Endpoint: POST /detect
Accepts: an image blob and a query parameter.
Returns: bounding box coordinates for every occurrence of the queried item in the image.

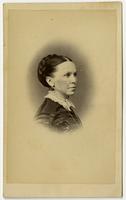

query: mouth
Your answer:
[69,86,76,90]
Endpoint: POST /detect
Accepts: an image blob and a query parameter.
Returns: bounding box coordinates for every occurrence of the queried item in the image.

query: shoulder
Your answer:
[35,98,70,130]
[36,98,70,121]
[37,98,61,115]
[35,98,81,132]
[35,98,62,126]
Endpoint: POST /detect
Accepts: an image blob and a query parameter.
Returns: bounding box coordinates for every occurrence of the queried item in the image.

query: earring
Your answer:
[52,84,55,89]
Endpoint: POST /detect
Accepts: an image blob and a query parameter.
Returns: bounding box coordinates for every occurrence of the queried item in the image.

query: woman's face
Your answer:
[50,61,77,97]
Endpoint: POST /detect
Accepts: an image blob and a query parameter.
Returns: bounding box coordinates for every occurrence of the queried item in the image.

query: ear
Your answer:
[46,76,54,88]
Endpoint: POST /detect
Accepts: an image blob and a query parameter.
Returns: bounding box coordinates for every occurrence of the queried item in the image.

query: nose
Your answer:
[70,74,77,84]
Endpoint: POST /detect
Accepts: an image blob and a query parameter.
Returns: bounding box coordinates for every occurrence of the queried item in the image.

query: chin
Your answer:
[67,91,75,96]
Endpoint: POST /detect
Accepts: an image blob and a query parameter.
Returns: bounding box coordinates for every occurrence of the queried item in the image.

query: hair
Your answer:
[37,54,72,88]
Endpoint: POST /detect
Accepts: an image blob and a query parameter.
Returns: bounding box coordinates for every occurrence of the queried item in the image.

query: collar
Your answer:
[45,90,75,111]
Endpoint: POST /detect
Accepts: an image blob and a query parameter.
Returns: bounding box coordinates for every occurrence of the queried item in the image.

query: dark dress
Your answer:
[35,98,82,132]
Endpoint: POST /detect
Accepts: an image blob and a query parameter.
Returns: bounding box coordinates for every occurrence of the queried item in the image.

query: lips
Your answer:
[69,86,76,89]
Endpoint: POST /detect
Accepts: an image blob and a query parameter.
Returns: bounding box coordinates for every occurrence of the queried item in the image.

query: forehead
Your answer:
[54,61,77,75]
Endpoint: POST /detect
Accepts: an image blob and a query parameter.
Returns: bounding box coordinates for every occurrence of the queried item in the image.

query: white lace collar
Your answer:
[45,90,75,111]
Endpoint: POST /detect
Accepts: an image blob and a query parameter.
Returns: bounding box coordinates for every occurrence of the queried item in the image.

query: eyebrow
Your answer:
[63,71,77,76]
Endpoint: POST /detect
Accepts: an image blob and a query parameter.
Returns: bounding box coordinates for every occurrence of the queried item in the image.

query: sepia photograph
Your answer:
[3,2,122,197]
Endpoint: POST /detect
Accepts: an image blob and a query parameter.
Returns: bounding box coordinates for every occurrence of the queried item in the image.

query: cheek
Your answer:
[55,79,68,89]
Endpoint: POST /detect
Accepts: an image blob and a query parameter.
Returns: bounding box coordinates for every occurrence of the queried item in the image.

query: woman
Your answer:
[35,54,82,132]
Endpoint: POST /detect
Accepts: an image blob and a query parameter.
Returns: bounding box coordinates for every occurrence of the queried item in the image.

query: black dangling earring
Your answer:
[52,84,55,90]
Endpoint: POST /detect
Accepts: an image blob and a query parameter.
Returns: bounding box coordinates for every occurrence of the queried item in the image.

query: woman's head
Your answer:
[38,54,77,96]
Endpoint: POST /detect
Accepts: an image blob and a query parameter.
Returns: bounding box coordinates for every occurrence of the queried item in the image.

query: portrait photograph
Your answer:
[3,2,122,197]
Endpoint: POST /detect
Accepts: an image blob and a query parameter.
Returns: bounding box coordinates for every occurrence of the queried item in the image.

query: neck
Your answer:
[45,89,75,110]
[50,90,69,100]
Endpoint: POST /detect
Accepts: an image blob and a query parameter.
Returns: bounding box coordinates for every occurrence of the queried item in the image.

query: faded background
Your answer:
[5,4,118,184]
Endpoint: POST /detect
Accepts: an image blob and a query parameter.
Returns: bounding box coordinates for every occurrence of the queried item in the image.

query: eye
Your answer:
[74,72,77,77]
[64,72,71,77]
